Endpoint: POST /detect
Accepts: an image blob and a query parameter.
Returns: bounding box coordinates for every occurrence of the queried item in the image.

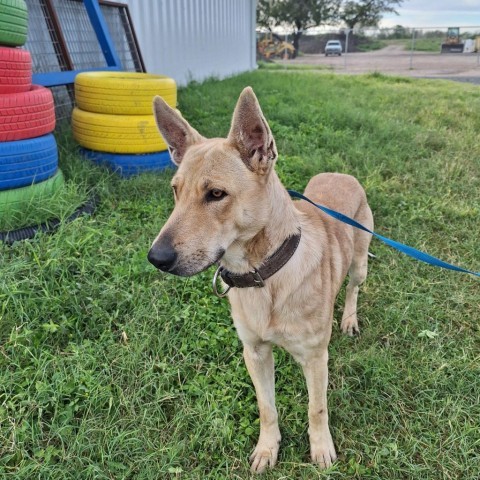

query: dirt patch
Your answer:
[278,45,480,82]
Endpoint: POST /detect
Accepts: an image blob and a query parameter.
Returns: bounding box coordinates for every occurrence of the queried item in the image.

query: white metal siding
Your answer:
[125,0,257,86]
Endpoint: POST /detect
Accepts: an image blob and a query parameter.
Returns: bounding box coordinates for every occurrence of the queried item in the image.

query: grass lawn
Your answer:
[358,38,443,53]
[399,37,444,53]
[355,38,389,52]
[257,60,332,71]
[1,71,479,479]
[395,36,456,53]
[411,37,443,52]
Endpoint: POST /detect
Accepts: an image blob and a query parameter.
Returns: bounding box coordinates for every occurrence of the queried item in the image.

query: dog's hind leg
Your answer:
[341,207,373,336]
[243,342,281,474]
[341,260,366,336]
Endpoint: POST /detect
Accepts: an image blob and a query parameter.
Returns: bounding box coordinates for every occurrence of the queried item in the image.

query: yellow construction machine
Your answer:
[441,27,464,53]
[257,33,295,60]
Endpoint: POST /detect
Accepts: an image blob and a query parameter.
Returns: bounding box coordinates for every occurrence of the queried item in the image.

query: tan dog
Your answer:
[148,87,373,473]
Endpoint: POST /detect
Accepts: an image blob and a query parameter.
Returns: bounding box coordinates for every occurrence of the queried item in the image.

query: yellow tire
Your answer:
[72,108,167,154]
[74,72,177,115]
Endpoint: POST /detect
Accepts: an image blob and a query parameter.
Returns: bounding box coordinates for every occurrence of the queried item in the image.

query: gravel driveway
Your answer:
[279,45,480,84]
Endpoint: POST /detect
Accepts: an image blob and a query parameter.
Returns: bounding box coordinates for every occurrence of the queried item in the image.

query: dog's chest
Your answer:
[229,283,331,356]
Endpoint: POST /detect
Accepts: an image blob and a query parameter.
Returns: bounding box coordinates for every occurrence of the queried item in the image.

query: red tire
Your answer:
[0,85,56,141]
[0,46,32,94]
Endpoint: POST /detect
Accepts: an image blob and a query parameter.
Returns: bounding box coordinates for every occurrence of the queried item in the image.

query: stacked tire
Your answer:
[72,72,176,177]
[0,0,64,217]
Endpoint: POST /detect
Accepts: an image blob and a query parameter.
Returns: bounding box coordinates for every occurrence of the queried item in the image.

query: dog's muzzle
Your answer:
[148,235,226,276]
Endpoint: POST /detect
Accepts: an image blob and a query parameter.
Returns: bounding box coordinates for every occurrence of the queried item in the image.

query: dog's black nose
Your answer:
[147,244,177,271]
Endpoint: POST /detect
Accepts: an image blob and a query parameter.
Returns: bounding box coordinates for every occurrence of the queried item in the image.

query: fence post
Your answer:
[409,28,416,69]
[83,0,122,68]
[344,29,351,70]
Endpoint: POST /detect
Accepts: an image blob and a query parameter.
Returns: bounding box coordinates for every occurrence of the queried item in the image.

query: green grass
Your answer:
[357,38,443,53]
[257,60,331,71]
[355,39,389,52]
[1,71,479,479]
[392,37,444,53]
[412,37,443,52]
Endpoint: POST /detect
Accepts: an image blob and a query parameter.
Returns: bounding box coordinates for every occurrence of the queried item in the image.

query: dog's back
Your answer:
[301,172,371,225]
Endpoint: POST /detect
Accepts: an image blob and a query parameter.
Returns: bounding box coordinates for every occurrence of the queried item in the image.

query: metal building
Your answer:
[125,0,257,86]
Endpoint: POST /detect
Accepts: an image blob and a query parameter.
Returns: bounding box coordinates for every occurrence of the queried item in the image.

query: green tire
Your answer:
[0,0,28,47]
[0,170,64,215]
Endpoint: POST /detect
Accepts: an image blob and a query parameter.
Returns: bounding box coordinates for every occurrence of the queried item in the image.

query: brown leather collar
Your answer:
[218,230,301,290]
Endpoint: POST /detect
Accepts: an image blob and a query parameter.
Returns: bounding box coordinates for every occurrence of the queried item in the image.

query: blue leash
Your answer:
[288,190,480,279]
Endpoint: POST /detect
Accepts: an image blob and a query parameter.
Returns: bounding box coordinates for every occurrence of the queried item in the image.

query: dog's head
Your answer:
[147,87,278,276]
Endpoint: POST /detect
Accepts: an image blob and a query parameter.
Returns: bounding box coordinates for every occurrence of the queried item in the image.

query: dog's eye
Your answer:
[207,189,227,201]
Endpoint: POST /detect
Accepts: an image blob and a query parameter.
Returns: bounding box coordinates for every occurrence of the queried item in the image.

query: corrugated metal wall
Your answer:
[125,0,257,86]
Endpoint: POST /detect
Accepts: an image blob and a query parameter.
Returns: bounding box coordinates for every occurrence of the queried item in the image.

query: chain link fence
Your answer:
[267,27,480,80]
[24,0,144,124]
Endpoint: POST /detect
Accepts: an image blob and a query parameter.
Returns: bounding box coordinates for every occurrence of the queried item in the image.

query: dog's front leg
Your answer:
[243,342,281,474]
[301,348,337,469]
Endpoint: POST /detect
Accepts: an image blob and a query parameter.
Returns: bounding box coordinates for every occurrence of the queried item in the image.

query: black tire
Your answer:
[0,0,28,47]
[0,193,98,244]
[0,134,58,191]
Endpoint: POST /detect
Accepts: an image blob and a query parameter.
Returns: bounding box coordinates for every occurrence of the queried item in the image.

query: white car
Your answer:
[325,40,342,56]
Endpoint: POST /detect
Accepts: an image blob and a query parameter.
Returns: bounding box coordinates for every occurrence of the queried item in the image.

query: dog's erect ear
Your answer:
[153,96,204,166]
[227,87,277,175]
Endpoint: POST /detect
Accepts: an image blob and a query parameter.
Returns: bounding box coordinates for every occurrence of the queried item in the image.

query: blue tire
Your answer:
[0,134,58,191]
[81,148,175,177]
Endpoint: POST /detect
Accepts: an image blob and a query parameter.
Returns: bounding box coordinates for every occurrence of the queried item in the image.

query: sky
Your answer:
[379,0,479,29]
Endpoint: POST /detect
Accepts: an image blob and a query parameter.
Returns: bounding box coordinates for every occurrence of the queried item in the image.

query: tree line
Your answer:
[258,0,404,57]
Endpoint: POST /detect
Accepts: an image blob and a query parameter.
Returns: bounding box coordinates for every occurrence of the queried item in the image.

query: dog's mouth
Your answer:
[162,248,225,277]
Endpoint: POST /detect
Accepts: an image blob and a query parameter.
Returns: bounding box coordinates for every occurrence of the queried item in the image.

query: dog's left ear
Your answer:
[227,87,277,175]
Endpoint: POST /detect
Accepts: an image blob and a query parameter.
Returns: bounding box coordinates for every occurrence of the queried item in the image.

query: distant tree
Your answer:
[257,0,341,58]
[424,29,444,39]
[340,0,404,30]
[392,24,410,39]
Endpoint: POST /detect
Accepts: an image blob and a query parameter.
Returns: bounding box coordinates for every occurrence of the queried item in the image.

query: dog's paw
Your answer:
[249,436,280,474]
[341,314,360,337]
[311,437,337,469]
